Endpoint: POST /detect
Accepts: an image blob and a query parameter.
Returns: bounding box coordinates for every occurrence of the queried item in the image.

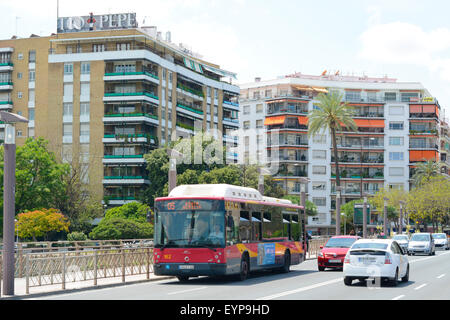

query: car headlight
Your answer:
[318,252,324,258]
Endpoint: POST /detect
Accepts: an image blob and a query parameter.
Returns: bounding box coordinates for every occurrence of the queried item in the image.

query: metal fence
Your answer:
[0,238,332,294]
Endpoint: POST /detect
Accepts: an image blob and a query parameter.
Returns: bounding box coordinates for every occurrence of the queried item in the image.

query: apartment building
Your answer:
[240,72,444,235]
[0,12,239,206]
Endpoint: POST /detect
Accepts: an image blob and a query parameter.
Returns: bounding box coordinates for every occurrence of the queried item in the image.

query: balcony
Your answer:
[0,100,13,110]
[103,133,157,145]
[0,62,13,72]
[103,91,159,104]
[102,154,146,164]
[103,175,150,185]
[176,82,204,100]
[103,112,158,125]
[104,71,159,85]
[0,81,13,91]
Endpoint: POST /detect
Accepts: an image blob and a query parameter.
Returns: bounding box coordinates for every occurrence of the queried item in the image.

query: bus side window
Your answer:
[239,211,251,243]
[263,212,271,240]
[252,212,262,242]
[283,214,292,240]
[292,213,301,241]
[226,211,238,245]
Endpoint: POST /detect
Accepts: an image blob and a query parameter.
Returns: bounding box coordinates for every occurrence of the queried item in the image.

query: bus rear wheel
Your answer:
[280,251,291,273]
[177,276,189,282]
[238,256,249,281]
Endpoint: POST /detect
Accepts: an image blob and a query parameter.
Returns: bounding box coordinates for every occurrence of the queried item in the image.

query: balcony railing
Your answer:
[104,154,144,159]
[177,103,203,115]
[104,175,146,180]
[409,129,438,135]
[104,91,159,100]
[104,112,158,120]
[331,156,384,164]
[409,143,438,149]
[177,83,204,97]
[104,71,159,80]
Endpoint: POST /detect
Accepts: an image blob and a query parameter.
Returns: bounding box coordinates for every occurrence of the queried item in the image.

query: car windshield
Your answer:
[411,234,430,241]
[432,234,446,239]
[351,242,388,250]
[393,235,408,241]
[324,237,358,248]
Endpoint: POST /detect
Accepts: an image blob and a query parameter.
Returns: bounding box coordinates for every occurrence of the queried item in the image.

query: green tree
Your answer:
[89,218,153,240]
[412,160,442,186]
[17,208,70,241]
[104,202,151,223]
[307,91,357,191]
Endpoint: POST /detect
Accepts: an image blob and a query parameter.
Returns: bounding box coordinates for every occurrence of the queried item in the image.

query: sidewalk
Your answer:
[1,272,173,299]
[1,253,318,299]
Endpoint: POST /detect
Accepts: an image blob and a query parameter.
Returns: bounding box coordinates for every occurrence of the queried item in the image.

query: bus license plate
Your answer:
[179,265,194,270]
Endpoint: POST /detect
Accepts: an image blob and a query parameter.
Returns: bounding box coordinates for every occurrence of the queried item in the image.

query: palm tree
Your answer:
[412,160,442,186]
[308,91,357,233]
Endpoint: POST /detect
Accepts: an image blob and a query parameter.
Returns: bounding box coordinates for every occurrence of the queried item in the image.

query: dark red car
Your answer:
[317,236,360,271]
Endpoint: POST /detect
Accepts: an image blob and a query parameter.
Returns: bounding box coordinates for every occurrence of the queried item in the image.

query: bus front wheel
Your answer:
[238,256,249,281]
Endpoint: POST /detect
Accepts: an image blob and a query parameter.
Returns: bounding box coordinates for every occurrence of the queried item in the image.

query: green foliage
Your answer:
[89,218,153,240]
[67,231,88,241]
[104,202,151,223]
[412,160,442,187]
[282,195,318,216]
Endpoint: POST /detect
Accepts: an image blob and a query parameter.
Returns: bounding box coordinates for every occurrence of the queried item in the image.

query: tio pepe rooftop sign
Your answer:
[57,13,137,33]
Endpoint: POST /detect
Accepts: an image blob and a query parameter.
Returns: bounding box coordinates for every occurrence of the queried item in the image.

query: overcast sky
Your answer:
[1,0,450,118]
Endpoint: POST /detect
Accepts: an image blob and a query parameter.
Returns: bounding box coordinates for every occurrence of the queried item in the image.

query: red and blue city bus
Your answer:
[153,184,306,281]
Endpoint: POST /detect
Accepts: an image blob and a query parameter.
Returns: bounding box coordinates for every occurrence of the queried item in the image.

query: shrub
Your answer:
[67,231,88,242]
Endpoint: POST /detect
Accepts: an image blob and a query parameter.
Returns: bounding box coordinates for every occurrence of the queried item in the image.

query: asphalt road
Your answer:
[29,249,450,300]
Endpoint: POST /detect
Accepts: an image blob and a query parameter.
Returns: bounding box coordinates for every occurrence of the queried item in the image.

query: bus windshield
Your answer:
[155,199,225,248]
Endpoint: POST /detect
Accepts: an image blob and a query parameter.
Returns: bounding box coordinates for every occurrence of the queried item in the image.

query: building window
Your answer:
[389,152,404,161]
[253,91,260,99]
[64,63,73,75]
[345,91,361,101]
[116,43,131,51]
[389,183,404,190]
[81,62,90,74]
[256,120,263,128]
[312,182,326,191]
[244,121,250,130]
[17,53,23,60]
[63,83,73,97]
[389,105,404,115]
[312,150,326,159]
[28,109,35,121]
[265,90,272,98]
[313,134,326,144]
[93,44,105,52]
[28,70,35,82]
[385,92,397,101]
[80,103,90,118]
[389,122,404,130]
[389,167,404,176]
[80,123,90,137]
[256,104,263,113]
[17,130,22,137]
[312,197,326,207]
[63,124,72,137]
[28,89,35,102]
[18,92,23,99]
[401,92,419,102]
[63,103,73,117]
[28,50,36,63]
[243,105,250,115]
[312,165,326,175]
[66,46,73,54]
[17,72,22,79]
[207,87,211,97]
[28,127,35,138]
[80,82,90,96]
[256,135,263,145]
[389,137,404,146]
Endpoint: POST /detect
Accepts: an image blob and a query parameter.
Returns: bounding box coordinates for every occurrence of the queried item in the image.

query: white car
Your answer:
[408,233,435,255]
[343,239,409,286]
[432,233,450,250]
[392,234,409,253]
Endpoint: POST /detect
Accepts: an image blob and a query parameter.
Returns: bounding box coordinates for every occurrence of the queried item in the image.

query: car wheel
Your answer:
[318,266,325,272]
[344,277,353,286]
[401,264,409,282]
[390,268,399,287]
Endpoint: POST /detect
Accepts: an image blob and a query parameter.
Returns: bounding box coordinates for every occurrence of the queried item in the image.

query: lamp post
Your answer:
[14,219,18,243]
[336,186,343,236]
[399,200,406,235]
[166,148,183,194]
[363,195,368,238]
[1,111,28,296]
[341,212,346,235]
[383,197,389,237]
[298,177,309,258]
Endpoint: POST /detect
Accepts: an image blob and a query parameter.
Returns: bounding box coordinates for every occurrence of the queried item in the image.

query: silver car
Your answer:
[392,235,409,253]
[432,233,450,250]
[407,233,435,256]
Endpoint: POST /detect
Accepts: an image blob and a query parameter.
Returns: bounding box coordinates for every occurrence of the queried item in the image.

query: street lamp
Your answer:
[166,148,183,194]
[298,177,309,259]
[399,200,406,235]
[341,212,346,235]
[14,219,18,243]
[336,186,343,236]
[363,194,368,238]
[383,197,389,238]
[1,111,28,296]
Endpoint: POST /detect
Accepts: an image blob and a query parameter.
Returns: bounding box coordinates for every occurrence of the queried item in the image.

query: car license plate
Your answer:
[179,265,194,270]
[359,257,375,264]
[329,259,341,263]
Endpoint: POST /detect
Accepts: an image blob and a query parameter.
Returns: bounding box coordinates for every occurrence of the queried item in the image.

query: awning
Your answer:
[298,116,308,125]
[264,116,286,126]
[410,105,438,114]
[353,119,385,128]
[292,85,328,93]
[409,150,438,162]
[201,63,237,80]
[183,57,203,74]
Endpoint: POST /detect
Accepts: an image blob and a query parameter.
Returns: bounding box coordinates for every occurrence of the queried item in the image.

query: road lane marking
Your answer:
[392,295,405,300]
[437,274,446,279]
[414,284,427,290]
[167,286,208,295]
[256,277,343,300]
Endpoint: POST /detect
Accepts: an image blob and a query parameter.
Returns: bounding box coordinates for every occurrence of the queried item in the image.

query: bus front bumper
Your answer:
[154,263,228,277]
